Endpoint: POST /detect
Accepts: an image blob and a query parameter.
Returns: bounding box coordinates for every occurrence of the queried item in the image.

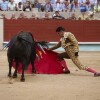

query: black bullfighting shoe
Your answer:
[63,70,70,74]
[94,73,100,77]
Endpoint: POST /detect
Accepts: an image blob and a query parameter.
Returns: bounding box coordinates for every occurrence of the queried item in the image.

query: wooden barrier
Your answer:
[4,19,100,42]
[0,18,3,50]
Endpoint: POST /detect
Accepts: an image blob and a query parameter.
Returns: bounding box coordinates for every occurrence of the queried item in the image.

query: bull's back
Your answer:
[8,37,31,59]
[9,41,31,56]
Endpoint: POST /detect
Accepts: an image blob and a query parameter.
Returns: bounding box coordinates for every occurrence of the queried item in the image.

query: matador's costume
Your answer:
[49,32,87,70]
[49,32,100,76]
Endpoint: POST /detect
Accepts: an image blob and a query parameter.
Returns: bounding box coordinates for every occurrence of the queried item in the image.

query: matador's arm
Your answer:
[48,41,61,50]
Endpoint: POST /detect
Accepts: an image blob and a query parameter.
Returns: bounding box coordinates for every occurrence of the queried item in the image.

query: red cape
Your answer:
[12,47,63,74]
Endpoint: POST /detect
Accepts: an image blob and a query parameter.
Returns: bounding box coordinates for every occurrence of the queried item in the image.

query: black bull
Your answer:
[7,31,36,82]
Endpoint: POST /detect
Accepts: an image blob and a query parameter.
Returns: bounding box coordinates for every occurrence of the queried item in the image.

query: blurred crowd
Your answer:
[0,0,100,20]
[0,0,100,12]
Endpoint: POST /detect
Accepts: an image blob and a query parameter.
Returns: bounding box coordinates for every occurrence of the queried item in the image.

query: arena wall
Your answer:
[0,18,3,50]
[4,19,100,42]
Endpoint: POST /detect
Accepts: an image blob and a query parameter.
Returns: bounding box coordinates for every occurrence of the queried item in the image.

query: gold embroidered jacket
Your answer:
[49,32,79,53]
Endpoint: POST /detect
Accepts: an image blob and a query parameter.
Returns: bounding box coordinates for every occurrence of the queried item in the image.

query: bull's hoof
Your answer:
[32,70,36,74]
[8,74,12,78]
[20,78,25,82]
[12,74,17,78]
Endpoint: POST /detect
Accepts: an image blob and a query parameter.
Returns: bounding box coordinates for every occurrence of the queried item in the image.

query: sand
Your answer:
[0,50,100,100]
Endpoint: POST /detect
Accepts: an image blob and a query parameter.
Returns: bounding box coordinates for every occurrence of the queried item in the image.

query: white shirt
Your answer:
[8,2,16,11]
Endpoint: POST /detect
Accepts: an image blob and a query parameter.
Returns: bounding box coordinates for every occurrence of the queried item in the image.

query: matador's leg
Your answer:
[65,47,100,77]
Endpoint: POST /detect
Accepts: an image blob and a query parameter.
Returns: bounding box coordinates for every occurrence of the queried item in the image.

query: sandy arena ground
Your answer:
[0,50,100,100]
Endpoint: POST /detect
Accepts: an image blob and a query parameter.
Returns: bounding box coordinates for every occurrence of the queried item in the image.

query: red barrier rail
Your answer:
[4,19,100,42]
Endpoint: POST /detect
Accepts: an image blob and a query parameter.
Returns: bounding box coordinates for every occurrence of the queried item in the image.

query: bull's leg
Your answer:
[13,61,19,78]
[8,58,13,77]
[31,48,36,74]
[31,59,36,74]
[20,62,26,82]
[8,64,12,77]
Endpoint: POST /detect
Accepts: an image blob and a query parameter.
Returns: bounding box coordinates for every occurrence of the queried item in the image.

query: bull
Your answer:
[7,31,36,82]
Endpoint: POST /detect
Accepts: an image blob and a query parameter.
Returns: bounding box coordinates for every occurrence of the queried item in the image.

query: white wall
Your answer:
[0,18,3,50]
